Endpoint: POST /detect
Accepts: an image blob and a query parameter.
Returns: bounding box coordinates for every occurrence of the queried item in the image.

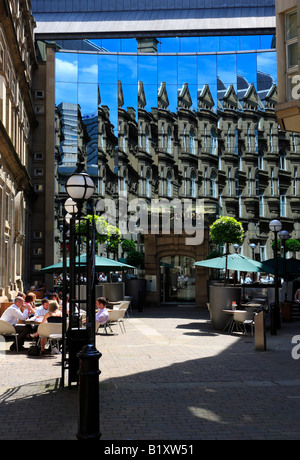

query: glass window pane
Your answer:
[286,11,297,41]
[55,52,78,82]
[78,53,98,83]
[180,37,200,52]
[237,53,257,88]
[99,55,118,84]
[159,37,179,53]
[200,36,220,52]
[102,39,121,52]
[178,55,197,86]
[217,54,237,87]
[55,82,77,105]
[118,55,137,84]
[220,36,239,52]
[288,42,298,68]
[138,55,157,86]
[121,39,138,52]
[78,83,98,115]
[257,51,277,84]
[240,35,260,51]
[158,55,177,85]
[198,55,217,84]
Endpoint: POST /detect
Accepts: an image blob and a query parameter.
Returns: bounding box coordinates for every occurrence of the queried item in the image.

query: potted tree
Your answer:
[208,216,245,330]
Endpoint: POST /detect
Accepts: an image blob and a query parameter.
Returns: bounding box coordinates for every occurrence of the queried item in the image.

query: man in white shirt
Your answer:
[34,298,49,318]
[95,297,109,325]
[1,296,32,351]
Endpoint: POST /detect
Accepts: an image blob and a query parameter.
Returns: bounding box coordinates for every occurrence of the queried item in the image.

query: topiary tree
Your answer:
[209,216,244,281]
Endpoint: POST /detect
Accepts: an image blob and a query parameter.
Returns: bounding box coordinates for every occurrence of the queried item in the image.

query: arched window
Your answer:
[190,170,196,197]
[189,128,195,154]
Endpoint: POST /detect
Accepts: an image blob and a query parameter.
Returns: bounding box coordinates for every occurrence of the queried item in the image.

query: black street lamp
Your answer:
[64,155,101,440]
[269,219,282,334]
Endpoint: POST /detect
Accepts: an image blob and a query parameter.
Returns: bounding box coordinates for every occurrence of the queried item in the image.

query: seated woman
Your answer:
[24,293,37,317]
[31,301,62,353]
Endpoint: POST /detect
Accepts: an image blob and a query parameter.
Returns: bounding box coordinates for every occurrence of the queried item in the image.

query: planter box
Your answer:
[209,284,242,330]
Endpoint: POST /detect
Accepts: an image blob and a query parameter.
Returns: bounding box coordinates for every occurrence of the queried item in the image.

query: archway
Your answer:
[160,255,195,303]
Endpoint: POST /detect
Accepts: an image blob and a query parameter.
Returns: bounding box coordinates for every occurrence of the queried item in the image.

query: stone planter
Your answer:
[209,284,242,330]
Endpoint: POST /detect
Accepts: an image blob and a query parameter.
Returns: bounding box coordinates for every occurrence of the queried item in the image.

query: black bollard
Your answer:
[77,344,102,440]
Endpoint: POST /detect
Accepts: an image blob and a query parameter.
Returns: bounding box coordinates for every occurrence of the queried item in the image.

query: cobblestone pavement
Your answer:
[0,306,300,441]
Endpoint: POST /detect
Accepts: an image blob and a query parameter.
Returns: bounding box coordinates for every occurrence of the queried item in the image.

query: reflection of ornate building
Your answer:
[0,0,36,301]
[53,62,300,305]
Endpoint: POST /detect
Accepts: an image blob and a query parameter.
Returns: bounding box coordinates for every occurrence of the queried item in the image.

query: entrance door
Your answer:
[160,255,195,303]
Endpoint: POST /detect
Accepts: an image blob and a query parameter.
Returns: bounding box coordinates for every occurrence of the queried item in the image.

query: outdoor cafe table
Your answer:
[24,317,44,326]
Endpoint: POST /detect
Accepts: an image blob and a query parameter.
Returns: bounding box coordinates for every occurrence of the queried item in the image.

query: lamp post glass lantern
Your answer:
[65,172,95,202]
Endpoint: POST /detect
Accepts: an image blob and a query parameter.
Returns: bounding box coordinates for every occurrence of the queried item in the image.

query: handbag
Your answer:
[27,345,41,356]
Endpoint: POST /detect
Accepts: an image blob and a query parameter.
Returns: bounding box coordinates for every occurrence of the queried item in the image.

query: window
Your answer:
[210,171,217,197]
[294,167,298,196]
[286,10,298,101]
[204,167,207,195]
[234,171,240,196]
[280,189,287,217]
[145,126,150,153]
[254,127,258,153]
[210,128,218,155]
[279,150,286,170]
[166,170,172,197]
[255,171,259,196]
[189,128,195,154]
[269,123,273,153]
[191,170,196,197]
[248,169,252,195]
[247,124,251,151]
[228,168,231,196]
[203,124,207,151]
[259,194,264,217]
[167,126,172,154]
[234,129,239,154]
[270,167,275,196]
[34,168,44,176]
[34,152,43,160]
[227,124,231,152]
[146,169,151,197]
[184,168,187,195]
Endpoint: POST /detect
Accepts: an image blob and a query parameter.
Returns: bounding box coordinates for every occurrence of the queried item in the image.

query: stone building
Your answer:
[0,0,36,301]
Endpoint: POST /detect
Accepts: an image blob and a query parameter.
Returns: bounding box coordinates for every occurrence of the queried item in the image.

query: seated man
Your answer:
[0,296,32,351]
[95,297,109,325]
[82,296,108,327]
[34,298,50,318]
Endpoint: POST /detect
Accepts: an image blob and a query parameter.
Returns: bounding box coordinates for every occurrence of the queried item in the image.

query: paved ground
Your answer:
[0,305,300,441]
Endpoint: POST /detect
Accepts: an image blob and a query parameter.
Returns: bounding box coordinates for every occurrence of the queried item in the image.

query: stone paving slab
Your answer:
[0,306,300,441]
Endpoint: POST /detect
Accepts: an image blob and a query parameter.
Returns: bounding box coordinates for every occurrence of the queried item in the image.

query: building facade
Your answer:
[0,0,37,301]
[8,0,295,307]
[275,0,300,132]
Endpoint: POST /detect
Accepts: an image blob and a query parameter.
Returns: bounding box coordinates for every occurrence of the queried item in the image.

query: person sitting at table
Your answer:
[82,297,108,326]
[34,298,50,318]
[31,301,62,353]
[24,293,37,317]
[0,296,32,351]
[49,292,62,308]
[294,288,300,304]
